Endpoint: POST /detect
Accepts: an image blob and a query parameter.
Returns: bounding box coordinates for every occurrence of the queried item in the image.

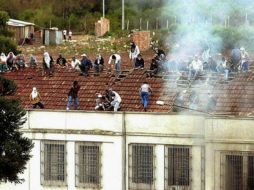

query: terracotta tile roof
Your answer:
[2,55,254,116]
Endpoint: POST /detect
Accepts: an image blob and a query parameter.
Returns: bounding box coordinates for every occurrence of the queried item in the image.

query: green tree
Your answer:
[0,77,33,183]
[0,11,19,54]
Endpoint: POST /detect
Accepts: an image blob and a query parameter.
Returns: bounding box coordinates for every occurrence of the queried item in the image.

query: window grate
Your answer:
[76,142,101,188]
[41,141,66,186]
[221,151,254,190]
[129,144,155,190]
[225,155,243,190]
[165,145,191,190]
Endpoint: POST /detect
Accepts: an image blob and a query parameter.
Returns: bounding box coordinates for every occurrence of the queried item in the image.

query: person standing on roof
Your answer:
[66,81,80,110]
[108,53,121,76]
[240,47,249,71]
[43,51,54,77]
[30,87,44,109]
[109,89,121,112]
[129,42,140,67]
[140,81,152,112]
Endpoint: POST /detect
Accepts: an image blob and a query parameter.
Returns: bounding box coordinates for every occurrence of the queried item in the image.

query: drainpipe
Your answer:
[122,112,126,190]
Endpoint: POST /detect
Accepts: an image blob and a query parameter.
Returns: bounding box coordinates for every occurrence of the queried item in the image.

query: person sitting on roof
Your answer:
[66,81,80,110]
[129,42,140,67]
[188,55,203,80]
[6,52,16,71]
[154,47,166,60]
[147,58,159,77]
[94,54,104,74]
[216,57,227,73]
[230,48,241,72]
[206,56,217,72]
[140,81,152,112]
[70,56,81,71]
[135,54,144,69]
[30,87,44,109]
[15,54,26,70]
[79,54,92,77]
[43,51,54,77]
[56,54,67,67]
[0,53,7,72]
[29,54,37,68]
[240,47,249,71]
[108,53,121,76]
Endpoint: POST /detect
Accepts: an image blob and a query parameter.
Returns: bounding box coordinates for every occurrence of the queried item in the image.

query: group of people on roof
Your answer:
[0,52,36,72]
[30,79,153,112]
[150,46,250,80]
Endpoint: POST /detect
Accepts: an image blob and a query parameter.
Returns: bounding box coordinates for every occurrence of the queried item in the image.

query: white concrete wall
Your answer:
[1,111,254,190]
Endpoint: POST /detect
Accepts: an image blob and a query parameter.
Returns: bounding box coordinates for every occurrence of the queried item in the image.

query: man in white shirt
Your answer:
[188,55,203,80]
[110,90,121,112]
[240,47,249,71]
[108,54,121,76]
[68,30,72,41]
[63,30,67,41]
[140,81,152,111]
[70,57,81,71]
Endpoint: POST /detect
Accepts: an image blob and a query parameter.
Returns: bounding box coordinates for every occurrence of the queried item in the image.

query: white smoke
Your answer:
[161,0,254,113]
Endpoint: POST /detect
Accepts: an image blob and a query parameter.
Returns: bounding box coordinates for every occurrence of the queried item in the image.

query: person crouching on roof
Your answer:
[140,81,152,112]
[129,42,140,67]
[79,54,92,77]
[94,54,104,74]
[0,53,7,72]
[30,87,44,109]
[108,54,121,76]
[95,93,105,111]
[66,81,80,110]
[6,52,16,71]
[108,89,121,112]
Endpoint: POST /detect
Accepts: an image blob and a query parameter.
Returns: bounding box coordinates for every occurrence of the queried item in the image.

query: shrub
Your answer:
[0,76,17,96]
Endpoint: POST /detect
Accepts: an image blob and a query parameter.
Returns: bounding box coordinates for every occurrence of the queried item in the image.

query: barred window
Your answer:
[165,145,191,190]
[41,141,66,186]
[221,152,254,190]
[76,142,101,188]
[129,144,155,190]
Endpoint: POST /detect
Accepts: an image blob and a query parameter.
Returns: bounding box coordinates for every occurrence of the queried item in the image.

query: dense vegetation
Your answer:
[0,0,165,33]
[0,11,19,54]
[0,0,254,51]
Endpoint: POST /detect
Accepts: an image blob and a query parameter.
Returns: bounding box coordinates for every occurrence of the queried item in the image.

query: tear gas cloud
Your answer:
[163,0,254,60]
[160,0,254,113]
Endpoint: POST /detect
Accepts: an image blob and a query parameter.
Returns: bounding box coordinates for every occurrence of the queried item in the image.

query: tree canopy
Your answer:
[0,77,33,184]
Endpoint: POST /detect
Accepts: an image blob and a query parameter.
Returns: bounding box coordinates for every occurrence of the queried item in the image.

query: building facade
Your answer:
[0,110,253,190]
